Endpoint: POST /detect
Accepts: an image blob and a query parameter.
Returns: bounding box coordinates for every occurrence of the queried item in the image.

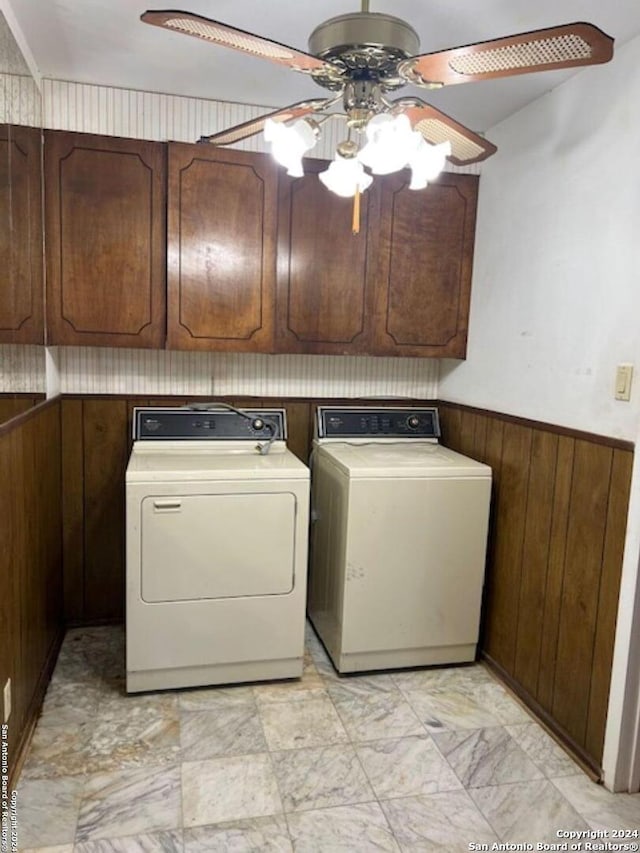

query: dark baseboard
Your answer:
[481,651,601,781]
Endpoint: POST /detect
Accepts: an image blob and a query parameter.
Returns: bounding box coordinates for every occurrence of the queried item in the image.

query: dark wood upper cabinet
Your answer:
[276,161,379,355]
[45,130,166,348]
[41,133,479,357]
[0,125,44,344]
[167,143,277,352]
[372,171,478,358]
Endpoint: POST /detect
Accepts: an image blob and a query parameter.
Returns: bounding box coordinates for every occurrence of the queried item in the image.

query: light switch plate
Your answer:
[615,364,633,401]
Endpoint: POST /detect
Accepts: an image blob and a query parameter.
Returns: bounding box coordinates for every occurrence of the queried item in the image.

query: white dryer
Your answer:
[308,406,491,674]
[126,406,309,692]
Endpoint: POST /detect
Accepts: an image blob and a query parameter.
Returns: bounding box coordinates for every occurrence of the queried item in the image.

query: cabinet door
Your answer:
[167,144,277,352]
[372,172,478,358]
[45,130,166,348]
[276,160,378,355]
[0,125,44,344]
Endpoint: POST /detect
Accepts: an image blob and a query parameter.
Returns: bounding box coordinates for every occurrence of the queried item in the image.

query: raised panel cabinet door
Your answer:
[45,130,166,348]
[0,125,44,344]
[276,161,378,355]
[372,172,479,358]
[167,144,277,352]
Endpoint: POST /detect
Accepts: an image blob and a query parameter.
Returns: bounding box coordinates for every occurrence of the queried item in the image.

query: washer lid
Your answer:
[315,441,491,478]
[126,442,309,482]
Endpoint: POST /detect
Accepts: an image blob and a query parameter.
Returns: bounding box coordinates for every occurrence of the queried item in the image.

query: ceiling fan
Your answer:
[141,3,614,196]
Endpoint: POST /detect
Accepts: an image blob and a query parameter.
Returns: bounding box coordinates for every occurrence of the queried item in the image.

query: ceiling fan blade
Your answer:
[199,100,332,146]
[399,23,613,88]
[141,10,343,78]
[395,101,497,166]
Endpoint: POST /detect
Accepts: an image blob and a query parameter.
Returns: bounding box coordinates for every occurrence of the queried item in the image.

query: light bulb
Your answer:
[318,154,372,198]
[264,118,317,177]
[408,139,452,190]
[358,113,420,175]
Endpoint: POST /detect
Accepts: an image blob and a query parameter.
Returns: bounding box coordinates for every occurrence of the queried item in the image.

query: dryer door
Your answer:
[140,491,296,601]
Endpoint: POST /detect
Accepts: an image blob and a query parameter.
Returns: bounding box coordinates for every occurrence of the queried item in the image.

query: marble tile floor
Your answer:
[15,623,640,852]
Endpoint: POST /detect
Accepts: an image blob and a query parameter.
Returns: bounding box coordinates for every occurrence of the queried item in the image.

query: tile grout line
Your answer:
[20,625,628,848]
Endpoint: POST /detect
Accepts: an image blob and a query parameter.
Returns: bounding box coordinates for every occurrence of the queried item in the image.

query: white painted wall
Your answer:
[439,33,640,792]
[0,2,38,82]
[439,35,640,443]
[0,7,28,75]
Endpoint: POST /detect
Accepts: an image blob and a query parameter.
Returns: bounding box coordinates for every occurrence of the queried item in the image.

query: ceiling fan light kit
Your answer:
[319,153,373,197]
[263,117,318,177]
[141,5,614,197]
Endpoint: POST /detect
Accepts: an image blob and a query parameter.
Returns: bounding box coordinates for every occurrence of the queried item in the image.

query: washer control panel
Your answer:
[317,407,440,439]
[133,407,286,441]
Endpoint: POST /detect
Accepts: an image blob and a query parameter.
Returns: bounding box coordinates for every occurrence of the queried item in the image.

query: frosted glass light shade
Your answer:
[358,113,421,175]
[408,139,452,190]
[319,154,373,198]
[264,111,451,195]
[264,118,317,177]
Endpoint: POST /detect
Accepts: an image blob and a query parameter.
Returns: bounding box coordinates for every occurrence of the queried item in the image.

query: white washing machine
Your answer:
[126,406,309,692]
[308,406,491,673]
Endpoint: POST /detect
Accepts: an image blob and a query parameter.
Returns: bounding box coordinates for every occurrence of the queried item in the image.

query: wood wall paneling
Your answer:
[478,416,505,645]
[19,412,62,710]
[438,403,633,772]
[0,395,44,424]
[45,130,167,348]
[0,400,64,786]
[585,448,634,760]
[513,431,558,697]
[82,399,130,622]
[61,399,84,620]
[482,422,532,672]
[536,436,575,711]
[282,401,313,464]
[167,144,277,352]
[551,441,612,746]
[0,427,20,777]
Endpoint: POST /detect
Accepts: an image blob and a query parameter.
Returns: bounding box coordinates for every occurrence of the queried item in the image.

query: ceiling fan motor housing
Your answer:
[309,12,420,89]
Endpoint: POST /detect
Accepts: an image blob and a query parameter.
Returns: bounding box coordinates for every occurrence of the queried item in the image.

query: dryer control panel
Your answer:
[317,407,440,439]
[133,407,286,441]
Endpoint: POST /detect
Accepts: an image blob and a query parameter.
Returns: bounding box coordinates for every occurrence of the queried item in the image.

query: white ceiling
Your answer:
[6,0,640,132]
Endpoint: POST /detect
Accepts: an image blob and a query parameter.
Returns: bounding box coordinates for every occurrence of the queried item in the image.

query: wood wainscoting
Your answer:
[0,398,64,788]
[438,402,633,774]
[0,394,45,425]
[59,395,633,772]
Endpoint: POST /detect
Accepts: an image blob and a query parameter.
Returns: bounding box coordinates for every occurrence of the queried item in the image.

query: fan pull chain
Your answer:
[352,186,361,235]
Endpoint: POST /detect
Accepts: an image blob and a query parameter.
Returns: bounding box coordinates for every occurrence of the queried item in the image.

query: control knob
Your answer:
[251,418,265,431]
[407,415,420,430]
